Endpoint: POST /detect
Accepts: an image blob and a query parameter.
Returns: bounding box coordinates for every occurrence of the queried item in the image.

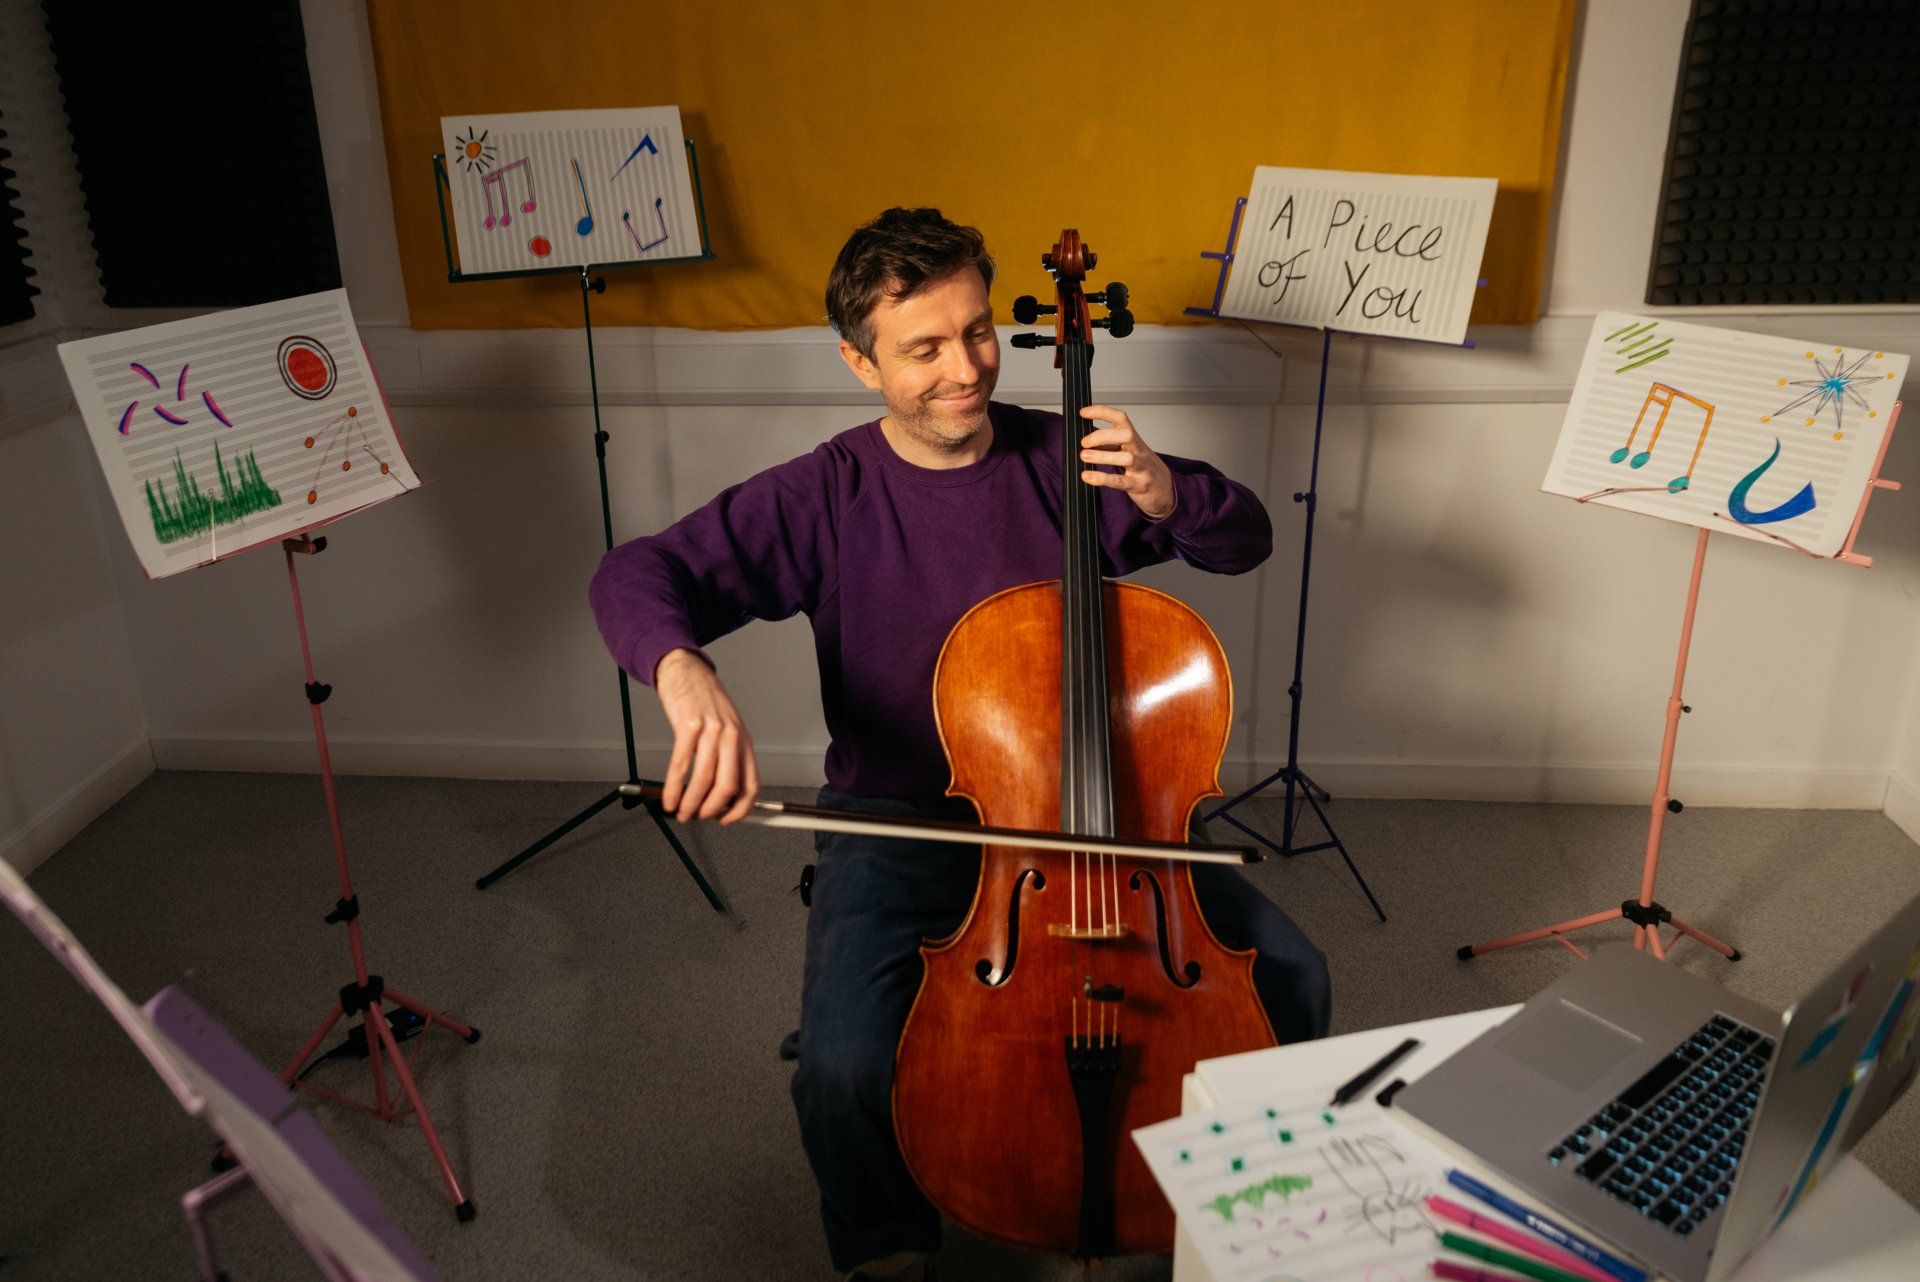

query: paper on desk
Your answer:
[1135,1093,1450,1281]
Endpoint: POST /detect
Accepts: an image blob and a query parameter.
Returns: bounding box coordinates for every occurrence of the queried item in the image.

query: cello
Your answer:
[890,231,1278,1257]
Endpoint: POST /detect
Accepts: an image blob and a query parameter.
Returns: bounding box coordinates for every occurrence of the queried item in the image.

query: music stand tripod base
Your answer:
[1457,528,1740,967]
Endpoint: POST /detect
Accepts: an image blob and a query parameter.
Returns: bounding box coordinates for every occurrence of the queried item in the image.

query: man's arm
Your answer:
[588,450,835,821]
[1074,405,1273,576]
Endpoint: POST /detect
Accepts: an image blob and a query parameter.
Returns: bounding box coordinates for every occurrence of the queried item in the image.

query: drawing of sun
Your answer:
[1762,347,1891,439]
[452,126,497,174]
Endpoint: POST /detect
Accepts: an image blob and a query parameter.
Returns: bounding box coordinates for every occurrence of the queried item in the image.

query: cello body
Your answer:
[890,232,1277,1256]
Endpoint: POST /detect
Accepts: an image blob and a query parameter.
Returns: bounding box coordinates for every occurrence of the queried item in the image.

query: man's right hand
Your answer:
[654,648,760,824]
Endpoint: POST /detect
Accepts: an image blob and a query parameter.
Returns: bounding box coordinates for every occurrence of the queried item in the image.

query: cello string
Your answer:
[1067,330,1088,939]
[1074,337,1116,937]
[1065,316,1081,944]
[1074,337,1104,938]
[1090,345,1115,936]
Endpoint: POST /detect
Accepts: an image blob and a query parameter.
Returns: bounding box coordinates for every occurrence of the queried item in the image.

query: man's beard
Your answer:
[886,377,995,454]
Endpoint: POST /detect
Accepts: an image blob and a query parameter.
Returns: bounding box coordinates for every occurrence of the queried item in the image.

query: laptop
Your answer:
[1399,889,1920,1282]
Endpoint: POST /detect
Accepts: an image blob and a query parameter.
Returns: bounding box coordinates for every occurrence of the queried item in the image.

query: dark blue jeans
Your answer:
[779,788,1332,1272]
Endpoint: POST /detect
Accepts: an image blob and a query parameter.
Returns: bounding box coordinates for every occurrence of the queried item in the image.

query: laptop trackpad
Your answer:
[1495,999,1643,1092]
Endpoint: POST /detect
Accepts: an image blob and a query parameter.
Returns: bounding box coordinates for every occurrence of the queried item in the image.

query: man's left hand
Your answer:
[1078,405,1176,520]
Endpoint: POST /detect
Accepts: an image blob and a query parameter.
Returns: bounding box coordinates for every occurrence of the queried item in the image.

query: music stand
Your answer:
[0,860,438,1281]
[1182,198,1485,923]
[1460,403,1903,963]
[263,532,481,1219]
[429,144,727,910]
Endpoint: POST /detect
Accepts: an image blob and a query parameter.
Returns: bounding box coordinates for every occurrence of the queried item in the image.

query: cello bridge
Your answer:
[1047,924,1131,940]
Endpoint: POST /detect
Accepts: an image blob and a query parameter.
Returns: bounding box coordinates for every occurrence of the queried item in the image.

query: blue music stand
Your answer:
[1184,198,1486,924]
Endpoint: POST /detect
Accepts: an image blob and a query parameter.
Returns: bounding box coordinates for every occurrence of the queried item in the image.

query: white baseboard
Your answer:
[147,733,1891,810]
[0,738,156,874]
[1883,772,1920,844]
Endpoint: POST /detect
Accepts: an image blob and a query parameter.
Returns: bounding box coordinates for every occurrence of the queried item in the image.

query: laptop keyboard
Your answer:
[1547,1013,1773,1238]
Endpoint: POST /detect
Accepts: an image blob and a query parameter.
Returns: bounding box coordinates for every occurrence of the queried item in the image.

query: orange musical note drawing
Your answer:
[1609,383,1715,493]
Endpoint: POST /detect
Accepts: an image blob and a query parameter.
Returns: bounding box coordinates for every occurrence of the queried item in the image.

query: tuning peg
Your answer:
[1093,308,1134,339]
[1011,333,1057,349]
[1011,295,1057,325]
[1088,282,1129,310]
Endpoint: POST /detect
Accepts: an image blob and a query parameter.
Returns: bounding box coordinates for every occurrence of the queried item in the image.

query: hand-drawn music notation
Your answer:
[611,132,658,181]
[623,198,670,254]
[302,405,392,504]
[480,158,536,230]
[1139,1093,1458,1282]
[570,157,594,237]
[1608,383,1716,493]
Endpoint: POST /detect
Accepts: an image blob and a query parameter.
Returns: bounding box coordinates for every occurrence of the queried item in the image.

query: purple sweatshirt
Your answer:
[589,401,1272,800]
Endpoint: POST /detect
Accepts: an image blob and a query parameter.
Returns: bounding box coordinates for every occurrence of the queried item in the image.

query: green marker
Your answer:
[1438,1230,1588,1282]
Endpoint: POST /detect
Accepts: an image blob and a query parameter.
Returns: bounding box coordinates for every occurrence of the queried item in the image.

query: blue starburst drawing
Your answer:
[1764,348,1890,437]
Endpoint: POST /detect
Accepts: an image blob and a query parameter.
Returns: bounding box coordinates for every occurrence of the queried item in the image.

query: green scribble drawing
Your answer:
[146,444,282,544]
[1605,319,1672,373]
[1321,1111,1336,1126]
[1204,1173,1313,1222]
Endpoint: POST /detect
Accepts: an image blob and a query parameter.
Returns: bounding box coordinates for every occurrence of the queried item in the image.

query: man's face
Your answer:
[840,268,1000,453]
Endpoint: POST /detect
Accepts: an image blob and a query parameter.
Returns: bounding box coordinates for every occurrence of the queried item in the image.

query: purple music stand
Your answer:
[0,860,436,1282]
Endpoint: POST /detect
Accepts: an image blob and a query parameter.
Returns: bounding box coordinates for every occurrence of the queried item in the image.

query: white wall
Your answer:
[0,361,152,874]
[5,0,1920,866]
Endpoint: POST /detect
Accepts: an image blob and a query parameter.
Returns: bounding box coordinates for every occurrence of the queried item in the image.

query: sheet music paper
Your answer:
[440,106,702,274]
[1136,1094,1453,1281]
[1217,167,1496,345]
[1542,314,1907,557]
[57,290,419,579]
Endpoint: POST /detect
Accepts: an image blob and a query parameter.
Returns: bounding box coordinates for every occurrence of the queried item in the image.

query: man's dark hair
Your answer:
[826,208,995,360]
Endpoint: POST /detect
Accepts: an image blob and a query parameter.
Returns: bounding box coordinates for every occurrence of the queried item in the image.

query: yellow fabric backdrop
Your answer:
[369,1,1577,330]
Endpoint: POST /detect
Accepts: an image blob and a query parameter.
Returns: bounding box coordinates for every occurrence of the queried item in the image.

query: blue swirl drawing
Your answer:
[1728,439,1816,525]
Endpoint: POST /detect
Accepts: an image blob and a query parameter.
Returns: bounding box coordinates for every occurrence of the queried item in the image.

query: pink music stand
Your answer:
[257,532,482,1220]
[1460,403,1902,964]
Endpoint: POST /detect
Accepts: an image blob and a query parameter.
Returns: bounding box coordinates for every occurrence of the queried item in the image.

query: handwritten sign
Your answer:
[1217,167,1496,345]
[1541,313,1907,557]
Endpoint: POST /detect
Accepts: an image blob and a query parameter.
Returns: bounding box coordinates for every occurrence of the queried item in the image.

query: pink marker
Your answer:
[1424,1196,1613,1282]
[1431,1261,1531,1282]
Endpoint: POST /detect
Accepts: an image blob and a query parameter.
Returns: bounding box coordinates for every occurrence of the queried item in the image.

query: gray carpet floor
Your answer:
[4,772,1919,1281]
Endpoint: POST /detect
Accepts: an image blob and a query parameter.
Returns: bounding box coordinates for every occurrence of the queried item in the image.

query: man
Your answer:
[590,208,1329,1279]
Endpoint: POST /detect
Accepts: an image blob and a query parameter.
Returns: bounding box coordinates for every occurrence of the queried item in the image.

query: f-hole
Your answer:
[975,868,1045,986]
[1129,869,1202,988]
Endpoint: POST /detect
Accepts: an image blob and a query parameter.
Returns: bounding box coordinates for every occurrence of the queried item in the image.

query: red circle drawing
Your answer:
[530,235,553,258]
[278,337,338,400]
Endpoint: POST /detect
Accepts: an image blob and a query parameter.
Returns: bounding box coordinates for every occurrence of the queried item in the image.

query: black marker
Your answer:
[1329,1037,1419,1108]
